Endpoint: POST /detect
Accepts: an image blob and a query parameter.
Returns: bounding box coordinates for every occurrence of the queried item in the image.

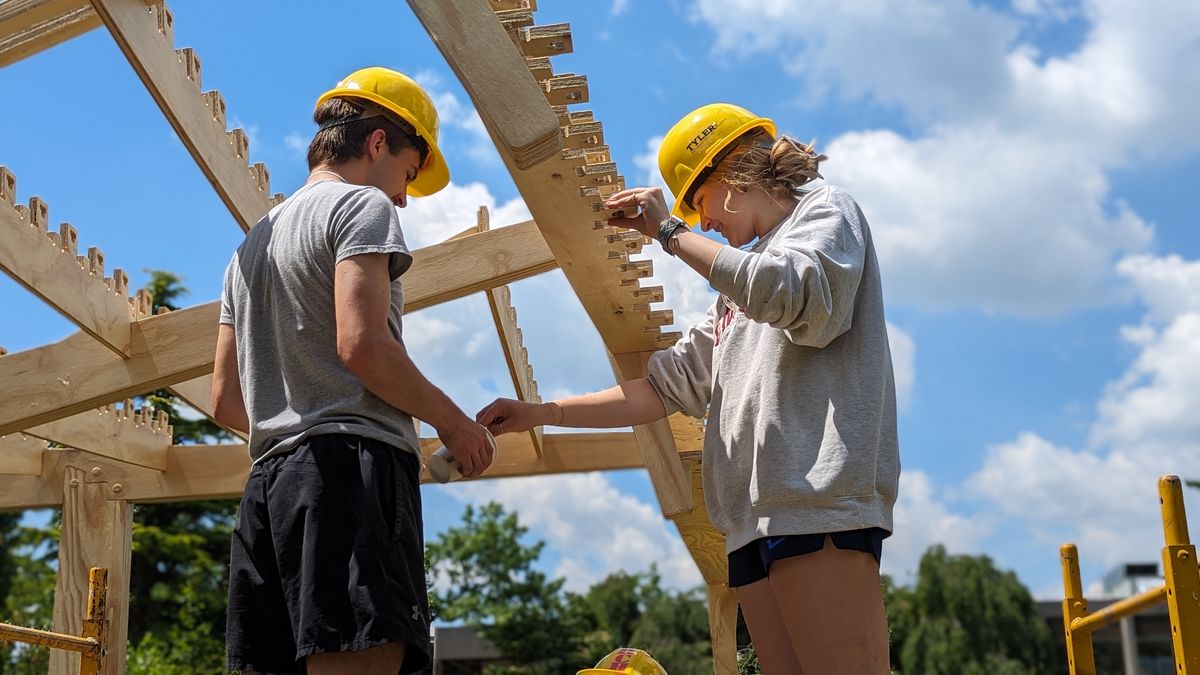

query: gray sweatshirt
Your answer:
[647,185,900,554]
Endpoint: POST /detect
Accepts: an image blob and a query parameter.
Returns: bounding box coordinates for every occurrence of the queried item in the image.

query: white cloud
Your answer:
[885,470,991,583]
[612,0,631,17]
[690,0,1200,314]
[440,473,703,591]
[962,253,1200,594]
[283,132,307,159]
[400,180,530,249]
[412,70,500,166]
[886,322,915,412]
[829,126,1152,314]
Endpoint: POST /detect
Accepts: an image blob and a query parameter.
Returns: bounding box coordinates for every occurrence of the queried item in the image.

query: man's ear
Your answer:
[365,128,388,161]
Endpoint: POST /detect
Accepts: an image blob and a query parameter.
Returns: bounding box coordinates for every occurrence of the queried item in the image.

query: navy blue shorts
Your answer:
[226,434,430,674]
[728,528,888,588]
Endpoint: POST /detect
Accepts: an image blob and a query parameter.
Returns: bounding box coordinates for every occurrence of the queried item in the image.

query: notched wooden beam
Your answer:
[0,0,100,68]
[0,166,148,357]
[89,0,282,231]
[25,400,172,471]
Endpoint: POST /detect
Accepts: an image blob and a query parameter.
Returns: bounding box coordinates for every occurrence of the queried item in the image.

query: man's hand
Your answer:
[436,420,494,478]
[604,187,671,238]
[475,399,560,436]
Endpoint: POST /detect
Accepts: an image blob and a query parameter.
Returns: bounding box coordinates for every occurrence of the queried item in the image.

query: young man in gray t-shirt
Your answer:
[211,67,492,675]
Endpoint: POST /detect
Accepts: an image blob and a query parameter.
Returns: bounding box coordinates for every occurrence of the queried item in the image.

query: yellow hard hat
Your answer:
[315,67,449,197]
[578,647,667,675]
[658,103,777,225]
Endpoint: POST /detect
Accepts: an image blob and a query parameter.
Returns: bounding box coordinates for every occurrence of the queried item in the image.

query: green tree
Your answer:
[428,502,580,674]
[124,270,238,674]
[891,545,1056,674]
[569,570,711,673]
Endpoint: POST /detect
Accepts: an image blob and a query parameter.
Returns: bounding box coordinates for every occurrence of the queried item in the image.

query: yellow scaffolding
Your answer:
[0,567,108,674]
[1060,475,1200,674]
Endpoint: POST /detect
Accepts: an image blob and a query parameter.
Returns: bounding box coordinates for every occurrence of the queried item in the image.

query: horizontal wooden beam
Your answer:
[0,0,98,68]
[0,167,148,357]
[0,222,557,434]
[0,433,47,475]
[404,219,556,313]
[24,400,172,470]
[89,0,280,231]
[0,431,651,509]
[0,303,220,437]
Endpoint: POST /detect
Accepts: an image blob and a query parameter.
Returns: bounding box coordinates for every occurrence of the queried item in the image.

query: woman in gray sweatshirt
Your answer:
[476,103,899,674]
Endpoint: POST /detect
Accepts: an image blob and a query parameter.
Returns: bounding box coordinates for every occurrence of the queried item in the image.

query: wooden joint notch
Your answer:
[485,281,544,457]
[562,146,612,166]
[0,166,15,207]
[24,400,173,471]
[580,179,626,200]
[250,163,271,194]
[564,121,604,150]
[151,1,173,44]
[629,285,665,311]
[542,74,588,106]
[489,0,536,10]
[496,7,533,42]
[656,330,684,348]
[592,200,638,222]
[575,161,619,186]
[552,106,594,127]
[227,128,249,162]
[526,57,553,83]
[619,259,654,284]
[202,90,227,129]
[643,309,674,330]
[521,22,572,58]
[606,229,645,253]
[174,46,200,89]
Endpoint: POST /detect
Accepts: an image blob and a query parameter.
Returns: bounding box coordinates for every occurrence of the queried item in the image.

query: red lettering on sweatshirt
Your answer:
[714,301,744,347]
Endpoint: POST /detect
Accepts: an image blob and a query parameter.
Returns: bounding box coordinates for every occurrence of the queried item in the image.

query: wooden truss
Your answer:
[0,1,736,672]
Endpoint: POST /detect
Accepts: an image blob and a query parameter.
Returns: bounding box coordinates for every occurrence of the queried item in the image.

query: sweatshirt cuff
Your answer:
[709,245,752,298]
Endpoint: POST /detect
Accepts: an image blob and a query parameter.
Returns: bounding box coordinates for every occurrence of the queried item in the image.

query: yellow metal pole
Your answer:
[0,623,99,655]
[79,567,108,675]
[1072,584,1166,634]
[1159,475,1200,673]
[1061,543,1097,675]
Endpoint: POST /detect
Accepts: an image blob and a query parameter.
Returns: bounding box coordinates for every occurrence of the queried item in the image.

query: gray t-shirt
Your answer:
[220,180,418,464]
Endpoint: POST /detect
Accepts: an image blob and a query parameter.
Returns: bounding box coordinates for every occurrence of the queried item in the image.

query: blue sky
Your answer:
[2,0,1199,601]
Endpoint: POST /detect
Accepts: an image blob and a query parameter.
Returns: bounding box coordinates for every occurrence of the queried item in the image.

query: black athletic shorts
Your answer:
[226,434,430,674]
[728,528,888,588]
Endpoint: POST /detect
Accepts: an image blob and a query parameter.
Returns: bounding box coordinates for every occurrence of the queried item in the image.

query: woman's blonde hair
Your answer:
[700,133,828,209]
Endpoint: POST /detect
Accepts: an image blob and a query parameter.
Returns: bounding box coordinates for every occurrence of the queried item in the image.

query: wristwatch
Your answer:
[657,216,688,256]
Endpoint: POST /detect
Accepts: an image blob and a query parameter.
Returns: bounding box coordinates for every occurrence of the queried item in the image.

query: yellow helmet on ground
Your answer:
[315,67,449,197]
[658,103,777,225]
[578,647,667,675]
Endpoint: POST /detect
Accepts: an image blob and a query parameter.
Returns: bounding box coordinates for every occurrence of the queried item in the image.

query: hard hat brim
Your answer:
[315,87,450,197]
[670,116,777,226]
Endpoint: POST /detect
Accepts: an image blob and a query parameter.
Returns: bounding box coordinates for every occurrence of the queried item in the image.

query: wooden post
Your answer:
[49,467,132,675]
[705,583,739,674]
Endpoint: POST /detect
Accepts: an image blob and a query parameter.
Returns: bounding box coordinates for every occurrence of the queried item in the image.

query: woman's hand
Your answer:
[604,187,671,238]
[475,398,560,436]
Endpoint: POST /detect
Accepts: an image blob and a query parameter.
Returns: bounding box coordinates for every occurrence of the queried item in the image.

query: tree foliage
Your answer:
[427,502,714,675]
[887,545,1056,674]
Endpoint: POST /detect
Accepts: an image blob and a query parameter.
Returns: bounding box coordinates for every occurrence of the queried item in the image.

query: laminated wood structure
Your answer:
[0,1,736,672]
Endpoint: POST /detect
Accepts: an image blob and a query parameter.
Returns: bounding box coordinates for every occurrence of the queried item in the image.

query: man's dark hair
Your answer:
[307,97,429,170]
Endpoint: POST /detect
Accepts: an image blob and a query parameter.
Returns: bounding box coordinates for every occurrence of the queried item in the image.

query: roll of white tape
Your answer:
[426,429,498,484]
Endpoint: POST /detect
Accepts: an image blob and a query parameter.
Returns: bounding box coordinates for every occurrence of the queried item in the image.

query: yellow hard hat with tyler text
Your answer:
[658,103,776,225]
[315,67,449,197]
[578,647,667,675]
